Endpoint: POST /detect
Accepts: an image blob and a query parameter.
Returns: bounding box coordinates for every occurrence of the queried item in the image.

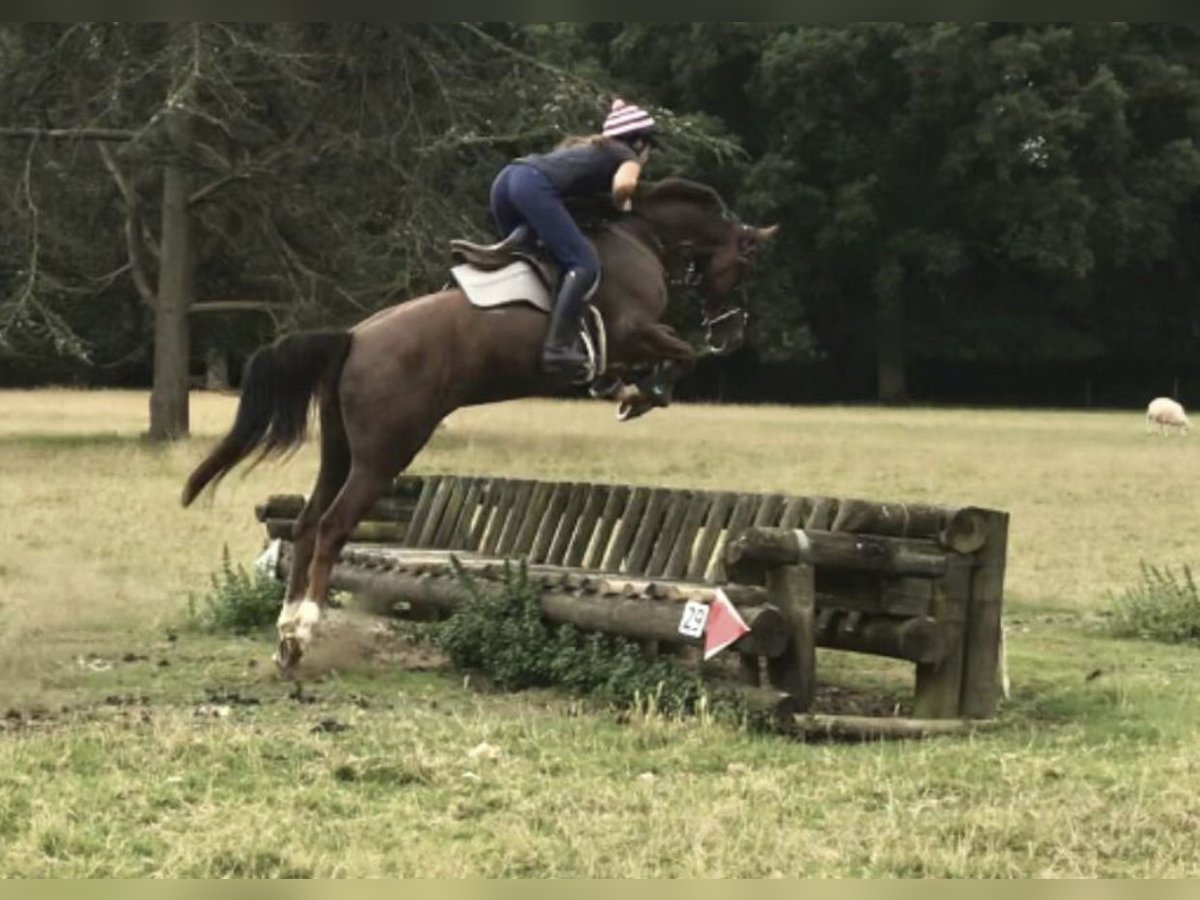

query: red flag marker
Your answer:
[703,588,751,660]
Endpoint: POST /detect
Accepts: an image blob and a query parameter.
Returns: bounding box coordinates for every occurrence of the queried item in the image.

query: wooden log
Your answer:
[790,714,998,741]
[479,479,516,556]
[497,480,535,556]
[804,497,837,530]
[418,476,457,548]
[585,485,629,570]
[432,476,469,548]
[548,483,592,565]
[778,495,809,530]
[959,510,1010,718]
[565,484,608,568]
[589,575,770,608]
[540,594,789,657]
[257,494,415,525]
[264,518,407,543]
[711,493,759,582]
[406,476,442,547]
[645,491,692,576]
[449,479,484,550]
[913,557,972,718]
[813,572,934,618]
[726,527,948,579]
[752,493,785,528]
[828,498,991,554]
[624,488,670,575]
[529,482,573,563]
[335,561,789,656]
[764,562,816,710]
[603,486,649,571]
[665,492,712,579]
[688,491,735,582]
[815,612,945,664]
[466,479,501,550]
[512,481,555,556]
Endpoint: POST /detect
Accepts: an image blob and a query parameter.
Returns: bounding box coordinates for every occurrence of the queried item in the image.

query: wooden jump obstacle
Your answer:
[257,474,1009,731]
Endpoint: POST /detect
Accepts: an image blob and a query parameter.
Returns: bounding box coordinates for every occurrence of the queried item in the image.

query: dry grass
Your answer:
[1,388,1199,876]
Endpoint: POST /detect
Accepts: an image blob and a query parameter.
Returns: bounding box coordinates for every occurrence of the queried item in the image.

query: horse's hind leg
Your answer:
[276,392,351,650]
[277,426,435,667]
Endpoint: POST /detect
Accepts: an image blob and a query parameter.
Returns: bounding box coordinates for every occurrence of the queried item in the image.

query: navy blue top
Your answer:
[516,140,637,196]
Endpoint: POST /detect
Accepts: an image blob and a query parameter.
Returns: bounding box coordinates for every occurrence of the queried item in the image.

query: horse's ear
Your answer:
[754,224,780,241]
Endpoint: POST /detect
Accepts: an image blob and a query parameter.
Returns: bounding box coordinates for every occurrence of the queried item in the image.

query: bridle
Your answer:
[607,208,755,357]
[666,215,757,356]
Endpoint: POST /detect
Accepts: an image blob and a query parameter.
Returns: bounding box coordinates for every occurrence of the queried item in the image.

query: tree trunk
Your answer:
[148,27,195,441]
[876,288,908,404]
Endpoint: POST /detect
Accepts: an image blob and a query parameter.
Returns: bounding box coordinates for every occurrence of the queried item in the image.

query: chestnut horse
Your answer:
[182,177,776,668]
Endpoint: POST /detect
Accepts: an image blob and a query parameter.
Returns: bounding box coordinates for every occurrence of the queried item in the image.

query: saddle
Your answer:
[449,224,558,284]
[448,224,607,382]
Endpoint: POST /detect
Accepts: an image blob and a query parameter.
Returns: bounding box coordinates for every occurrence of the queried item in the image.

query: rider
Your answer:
[489,98,657,384]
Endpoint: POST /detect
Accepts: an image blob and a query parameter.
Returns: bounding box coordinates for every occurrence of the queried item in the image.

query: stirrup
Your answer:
[577,306,606,385]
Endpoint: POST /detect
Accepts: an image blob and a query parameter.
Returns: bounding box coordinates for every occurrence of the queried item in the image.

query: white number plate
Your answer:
[677,600,710,638]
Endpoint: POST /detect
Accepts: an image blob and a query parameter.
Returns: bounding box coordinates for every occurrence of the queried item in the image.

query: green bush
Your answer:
[187,546,285,635]
[1108,562,1200,644]
[430,558,745,721]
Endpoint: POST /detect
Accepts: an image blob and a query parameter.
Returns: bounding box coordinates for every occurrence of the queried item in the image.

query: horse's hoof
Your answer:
[617,398,654,422]
[274,637,302,673]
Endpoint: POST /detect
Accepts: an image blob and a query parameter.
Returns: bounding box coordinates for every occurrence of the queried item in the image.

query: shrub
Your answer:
[430,557,746,721]
[1108,562,1200,644]
[187,546,284,635]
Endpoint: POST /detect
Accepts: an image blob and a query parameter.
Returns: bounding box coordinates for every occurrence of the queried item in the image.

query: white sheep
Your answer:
[1146,397,1190,436]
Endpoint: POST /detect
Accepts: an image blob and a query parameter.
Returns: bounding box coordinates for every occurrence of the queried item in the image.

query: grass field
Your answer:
[2,388,1199,876]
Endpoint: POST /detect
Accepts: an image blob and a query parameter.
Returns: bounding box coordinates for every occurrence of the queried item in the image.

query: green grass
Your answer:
[2,389,1200,876]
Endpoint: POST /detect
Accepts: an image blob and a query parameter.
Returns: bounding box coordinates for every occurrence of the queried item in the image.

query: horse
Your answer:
[181,176,777,669]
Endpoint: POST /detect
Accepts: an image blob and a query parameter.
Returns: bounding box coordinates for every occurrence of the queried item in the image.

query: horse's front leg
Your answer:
[639,322,699,365]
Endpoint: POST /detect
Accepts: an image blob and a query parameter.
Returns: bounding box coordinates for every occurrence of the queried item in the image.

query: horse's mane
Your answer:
[638,177,728,215]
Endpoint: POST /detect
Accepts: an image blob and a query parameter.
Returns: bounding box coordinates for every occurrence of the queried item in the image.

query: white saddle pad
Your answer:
[451,261,551,313]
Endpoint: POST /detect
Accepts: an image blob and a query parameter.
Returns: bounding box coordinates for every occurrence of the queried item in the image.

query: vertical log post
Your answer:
[763,561,816,711]
[912,556,972,718]
[959,511,1009,718]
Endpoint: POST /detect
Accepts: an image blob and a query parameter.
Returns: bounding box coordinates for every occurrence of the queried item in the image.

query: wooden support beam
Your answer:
[726,527,948,579]
[764,562,816,710]
[959,510,1010,718]
[327,560,789,657]
[913,557,972,718]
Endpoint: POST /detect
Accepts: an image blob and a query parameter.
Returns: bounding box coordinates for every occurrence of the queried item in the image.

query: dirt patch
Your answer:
[291,608,448,676]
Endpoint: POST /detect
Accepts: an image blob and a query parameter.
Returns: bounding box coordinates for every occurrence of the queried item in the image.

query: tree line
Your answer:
[1,23,1198,436]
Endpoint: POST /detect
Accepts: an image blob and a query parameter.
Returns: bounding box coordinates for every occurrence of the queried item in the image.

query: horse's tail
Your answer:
[181,329,353,507]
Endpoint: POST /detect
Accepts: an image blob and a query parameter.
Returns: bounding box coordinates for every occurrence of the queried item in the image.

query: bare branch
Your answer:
[188,173,250,207]
[189,300,287,313]
[96,141,157,308]
[457,22,599,91]
[0,126,137,142]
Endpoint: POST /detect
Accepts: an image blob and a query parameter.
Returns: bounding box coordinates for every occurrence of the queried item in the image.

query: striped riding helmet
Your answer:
[602,98,657,139]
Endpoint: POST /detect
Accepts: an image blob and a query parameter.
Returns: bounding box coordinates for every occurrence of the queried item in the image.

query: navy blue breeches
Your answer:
[489,163,600,283]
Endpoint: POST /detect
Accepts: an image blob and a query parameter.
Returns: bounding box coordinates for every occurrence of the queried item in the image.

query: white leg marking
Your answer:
[292,598,323,646]
[277,599,303,631]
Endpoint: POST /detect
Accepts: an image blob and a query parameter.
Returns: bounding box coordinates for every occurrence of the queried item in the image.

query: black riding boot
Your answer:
[542,268,595,384]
